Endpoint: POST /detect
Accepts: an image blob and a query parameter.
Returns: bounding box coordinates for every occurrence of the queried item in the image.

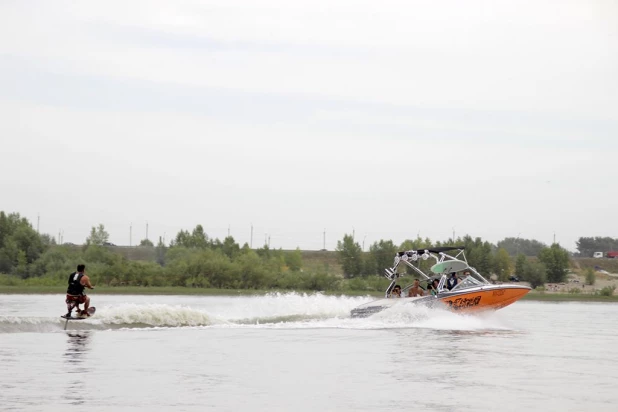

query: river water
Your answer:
[1,293,616,411]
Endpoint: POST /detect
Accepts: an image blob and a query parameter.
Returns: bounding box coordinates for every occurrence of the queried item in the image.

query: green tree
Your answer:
[15,250,28,278]
[139,238,154,247]
[220,236,241,260]
[462,236,494,275]
[0,212,47,274]
[172,225,209,248]
[361,252,377,276]
[155,236,167,266]
[497,237,547,256]
[514,254,526,279]
[191,225,209,248]
[86,224,109,246]
[368,240,398,276]
[336,234,362,278]
[400,236,433,251]
[256,244,272,259]
[575,236,618,257]
[584,268,596,286]
[523,260,547,289]
[493,248,512,281]
[285,248,303,271]
[538,243,570,283]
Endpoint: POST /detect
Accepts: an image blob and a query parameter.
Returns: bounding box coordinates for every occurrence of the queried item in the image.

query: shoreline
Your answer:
[1,286,617,302]
[0,286,380,297]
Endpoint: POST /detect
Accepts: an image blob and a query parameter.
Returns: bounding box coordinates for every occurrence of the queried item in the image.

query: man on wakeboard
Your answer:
[65,264,95,317]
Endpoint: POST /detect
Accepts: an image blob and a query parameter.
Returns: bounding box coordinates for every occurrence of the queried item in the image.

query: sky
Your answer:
[1,0,617,252]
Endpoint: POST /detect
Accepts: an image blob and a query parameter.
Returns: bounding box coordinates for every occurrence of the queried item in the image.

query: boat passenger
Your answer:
[430,279,440,295]
[407,279,425,297]
[391,285,402,298]
[447,272,458,290]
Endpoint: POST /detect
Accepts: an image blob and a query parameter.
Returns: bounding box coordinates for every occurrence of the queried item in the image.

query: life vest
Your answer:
[67,272,85,295]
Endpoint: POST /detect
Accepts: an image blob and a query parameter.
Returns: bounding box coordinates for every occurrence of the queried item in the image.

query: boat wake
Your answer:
[0,292,514,333]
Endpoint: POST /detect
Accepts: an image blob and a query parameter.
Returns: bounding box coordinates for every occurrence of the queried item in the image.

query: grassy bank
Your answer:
[521,291,618,302]
[2,285,617,302]
[0,285,383,297]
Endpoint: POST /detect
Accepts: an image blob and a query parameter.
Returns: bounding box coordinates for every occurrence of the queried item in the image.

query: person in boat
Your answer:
[391,285,402,298]
[429,279,440,296]
[447,272,459,290]
[407,279,425,297]
[66,264,95,317]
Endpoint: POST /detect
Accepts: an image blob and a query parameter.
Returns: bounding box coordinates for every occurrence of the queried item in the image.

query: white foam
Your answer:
[0,293,514,332]
[93,303,213,327]
[206,292,370,322]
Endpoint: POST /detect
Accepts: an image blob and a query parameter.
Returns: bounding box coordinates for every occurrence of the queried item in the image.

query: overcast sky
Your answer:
[1,0,617,251]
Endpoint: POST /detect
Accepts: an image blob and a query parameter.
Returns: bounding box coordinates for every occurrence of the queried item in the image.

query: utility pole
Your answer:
[268,235,271,248]
[452,226,456,242]
[37,214,40,233]
[553,232,556,244]
[323,229,326,250]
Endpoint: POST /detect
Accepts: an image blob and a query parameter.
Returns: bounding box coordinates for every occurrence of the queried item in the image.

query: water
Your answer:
[1,293,617,411]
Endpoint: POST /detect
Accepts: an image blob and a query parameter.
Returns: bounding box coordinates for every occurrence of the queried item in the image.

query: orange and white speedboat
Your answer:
[351,246,530,317]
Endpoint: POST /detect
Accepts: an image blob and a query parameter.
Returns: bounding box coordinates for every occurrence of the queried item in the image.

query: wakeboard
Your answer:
[61,306,96,320]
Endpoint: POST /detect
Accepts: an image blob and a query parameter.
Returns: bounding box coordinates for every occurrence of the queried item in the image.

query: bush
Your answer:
[344,277,370,291]
[598,286,616,297]
[0,273,22,286]
[567,287,582,294]
[584,268,596,286]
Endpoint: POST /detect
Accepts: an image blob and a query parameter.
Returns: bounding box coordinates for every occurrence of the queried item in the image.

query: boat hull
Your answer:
[350,284,530,318]
[438,284,531,312]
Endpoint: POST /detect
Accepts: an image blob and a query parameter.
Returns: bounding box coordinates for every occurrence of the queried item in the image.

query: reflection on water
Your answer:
[434,329,521,338]
[63,331,92,405]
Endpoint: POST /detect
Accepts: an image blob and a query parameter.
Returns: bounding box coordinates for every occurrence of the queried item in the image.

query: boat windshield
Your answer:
[451,275,484,291]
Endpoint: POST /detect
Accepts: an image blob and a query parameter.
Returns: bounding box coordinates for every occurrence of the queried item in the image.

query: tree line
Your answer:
[0,210,592,292]
[574,237,618,257]
[336,233,570,289]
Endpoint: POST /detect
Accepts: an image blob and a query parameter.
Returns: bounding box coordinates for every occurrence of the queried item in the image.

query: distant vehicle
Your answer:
[509,276,520,282]
[103,242,116,246]
[607,251,618,259]
[593,251,604,258]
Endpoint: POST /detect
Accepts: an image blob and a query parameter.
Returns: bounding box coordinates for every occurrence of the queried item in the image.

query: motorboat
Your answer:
[351,246,531,317]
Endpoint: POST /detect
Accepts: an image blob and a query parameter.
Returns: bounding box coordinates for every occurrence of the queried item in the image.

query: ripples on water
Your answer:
[1,293,617,411]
